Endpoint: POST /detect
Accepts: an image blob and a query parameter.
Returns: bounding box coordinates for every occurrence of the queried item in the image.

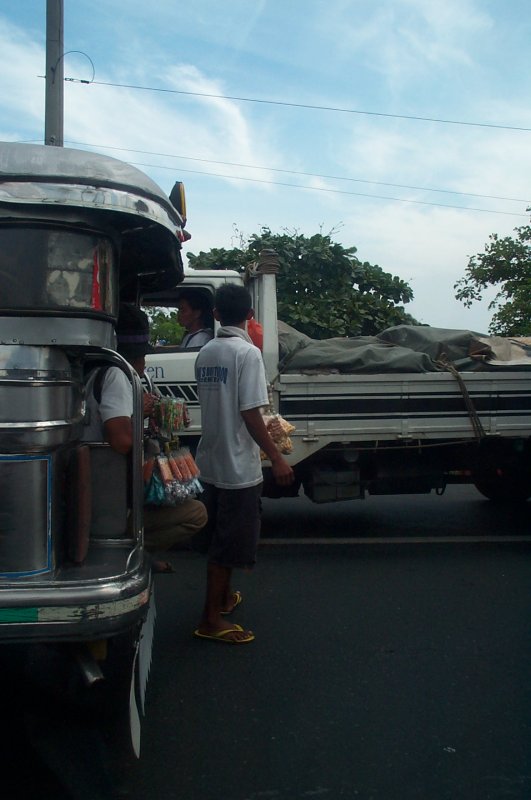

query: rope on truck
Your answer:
[435,354,486,441]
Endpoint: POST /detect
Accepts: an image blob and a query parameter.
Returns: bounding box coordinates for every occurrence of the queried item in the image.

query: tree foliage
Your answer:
[188,227,417,338]
[454,211,531,336]
[186,246,249,273]
[143,308,184,345]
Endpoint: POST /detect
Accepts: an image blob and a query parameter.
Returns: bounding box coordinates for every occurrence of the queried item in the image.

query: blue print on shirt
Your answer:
[197,365,228,384]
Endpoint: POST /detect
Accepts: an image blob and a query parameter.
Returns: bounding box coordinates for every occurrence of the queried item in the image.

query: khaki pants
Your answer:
[143,499,207,552]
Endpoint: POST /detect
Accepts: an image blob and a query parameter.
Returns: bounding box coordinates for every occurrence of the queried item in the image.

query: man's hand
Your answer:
[241,408,295,486]
[270,453,295,486]
[143,392,156,417]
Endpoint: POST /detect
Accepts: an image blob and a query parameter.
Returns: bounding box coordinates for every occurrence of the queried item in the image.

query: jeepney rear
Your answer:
[0,142,185,754]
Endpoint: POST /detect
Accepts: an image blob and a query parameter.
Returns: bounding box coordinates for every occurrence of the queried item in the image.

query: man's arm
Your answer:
[98,367,140,455]
[103,390,154,454]
[103,417,133,454]
[241,408,294,486]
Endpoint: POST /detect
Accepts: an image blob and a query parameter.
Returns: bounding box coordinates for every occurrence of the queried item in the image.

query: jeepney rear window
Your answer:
[0,226,116,314]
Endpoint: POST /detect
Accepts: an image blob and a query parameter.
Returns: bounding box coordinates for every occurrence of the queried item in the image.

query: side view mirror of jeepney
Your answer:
[170,181,187,229]
[170,181,187,224]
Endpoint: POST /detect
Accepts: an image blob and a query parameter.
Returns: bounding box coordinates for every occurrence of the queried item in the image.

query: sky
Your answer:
[1,0,530,333]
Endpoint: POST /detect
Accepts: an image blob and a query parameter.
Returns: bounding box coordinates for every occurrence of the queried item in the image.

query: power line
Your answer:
[64,140,530,204]
[18,136,527,216]
[126,160,528,217]
[65,77,531,133]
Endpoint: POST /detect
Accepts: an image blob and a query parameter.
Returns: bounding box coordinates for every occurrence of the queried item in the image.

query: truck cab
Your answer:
[143,267,245,438]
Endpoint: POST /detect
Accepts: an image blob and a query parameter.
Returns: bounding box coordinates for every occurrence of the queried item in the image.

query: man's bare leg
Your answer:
[197,563,252,642]
[221,573,240,613]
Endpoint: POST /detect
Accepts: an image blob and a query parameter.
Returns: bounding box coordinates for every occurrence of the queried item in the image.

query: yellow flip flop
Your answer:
[193,623,254,644]
[220,590,243,615]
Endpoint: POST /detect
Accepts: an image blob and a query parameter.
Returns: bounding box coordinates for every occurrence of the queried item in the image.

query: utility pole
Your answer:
[44,0,64,146]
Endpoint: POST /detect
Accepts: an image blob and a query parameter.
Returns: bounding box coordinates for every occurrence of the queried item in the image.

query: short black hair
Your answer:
[214,283,252,326]
[176,288,213,327]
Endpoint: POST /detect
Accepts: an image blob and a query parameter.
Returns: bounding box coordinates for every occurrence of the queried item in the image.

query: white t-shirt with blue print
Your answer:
[195,332,269,489]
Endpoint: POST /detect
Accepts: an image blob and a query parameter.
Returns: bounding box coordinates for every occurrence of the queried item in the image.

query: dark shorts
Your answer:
[199,483,263,569]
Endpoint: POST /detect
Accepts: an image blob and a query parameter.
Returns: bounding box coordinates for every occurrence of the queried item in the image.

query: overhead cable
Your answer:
[63,140,530,204]
[126,160,529,217]
[64,77,531,133]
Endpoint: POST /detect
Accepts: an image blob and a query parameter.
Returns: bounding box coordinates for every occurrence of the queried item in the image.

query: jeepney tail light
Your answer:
[91,248,102,310]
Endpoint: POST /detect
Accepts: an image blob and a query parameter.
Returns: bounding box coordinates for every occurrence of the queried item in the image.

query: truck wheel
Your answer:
[473,466,531,502]
[472,439,531,503]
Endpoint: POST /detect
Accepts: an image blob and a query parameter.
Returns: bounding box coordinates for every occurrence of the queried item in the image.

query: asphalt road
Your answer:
[2,485,530,800]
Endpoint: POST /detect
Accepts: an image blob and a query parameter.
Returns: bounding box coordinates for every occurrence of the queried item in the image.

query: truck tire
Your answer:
[472,459,531,502]
[472,439,531,502]
[473,473,531,502]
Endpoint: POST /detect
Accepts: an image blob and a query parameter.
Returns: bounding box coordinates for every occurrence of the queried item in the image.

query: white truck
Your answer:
[144,251,531,504]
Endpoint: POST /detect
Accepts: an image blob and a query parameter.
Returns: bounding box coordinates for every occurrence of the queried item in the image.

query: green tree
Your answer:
[143,308,184,345]
[454,211,531,336]
[187,246,249,273]
[188,227,417,338]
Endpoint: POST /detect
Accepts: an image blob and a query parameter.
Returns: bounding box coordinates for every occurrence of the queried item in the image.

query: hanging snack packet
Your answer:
[168,453,184,481]
[169,447,203,496]
[181,447,200,478]
[156,455,174,484]
[143,456,156,484]
[261,414,295,459]
[149,396,190,441]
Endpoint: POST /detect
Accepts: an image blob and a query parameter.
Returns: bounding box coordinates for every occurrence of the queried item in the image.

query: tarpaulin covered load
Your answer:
[277,322,531,374]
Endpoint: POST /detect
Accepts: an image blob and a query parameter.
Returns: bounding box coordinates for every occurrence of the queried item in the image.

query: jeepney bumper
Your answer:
[0,547,152,643]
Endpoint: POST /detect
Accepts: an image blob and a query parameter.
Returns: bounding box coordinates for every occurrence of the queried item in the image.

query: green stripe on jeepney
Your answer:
[0,607,39,622]
[0,589,150,624]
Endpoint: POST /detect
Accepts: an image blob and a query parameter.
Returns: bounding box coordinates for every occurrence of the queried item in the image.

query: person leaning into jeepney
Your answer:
[83,303,207,574]
[193,283,294,644]
[176,288,214,348]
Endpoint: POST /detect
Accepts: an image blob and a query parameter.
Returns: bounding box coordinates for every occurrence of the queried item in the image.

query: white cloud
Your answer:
[0,19,45,136]
[323,0,492,69]
[339,200,517,330]
[58,63,284,193]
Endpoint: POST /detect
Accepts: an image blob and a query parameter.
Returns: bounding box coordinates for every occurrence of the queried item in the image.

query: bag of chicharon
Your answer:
[143,447,202,506]
[260,414,295,459]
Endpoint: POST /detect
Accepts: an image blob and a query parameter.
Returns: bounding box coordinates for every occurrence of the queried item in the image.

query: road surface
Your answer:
[2,486,530,800]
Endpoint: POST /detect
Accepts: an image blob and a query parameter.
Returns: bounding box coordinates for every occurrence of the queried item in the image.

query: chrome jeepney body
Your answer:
[0,142,184,644]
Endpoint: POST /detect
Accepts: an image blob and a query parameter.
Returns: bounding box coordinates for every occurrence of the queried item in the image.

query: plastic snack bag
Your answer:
[148,396,191,441]
[143,451,203,506]
[260,414,295,459]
